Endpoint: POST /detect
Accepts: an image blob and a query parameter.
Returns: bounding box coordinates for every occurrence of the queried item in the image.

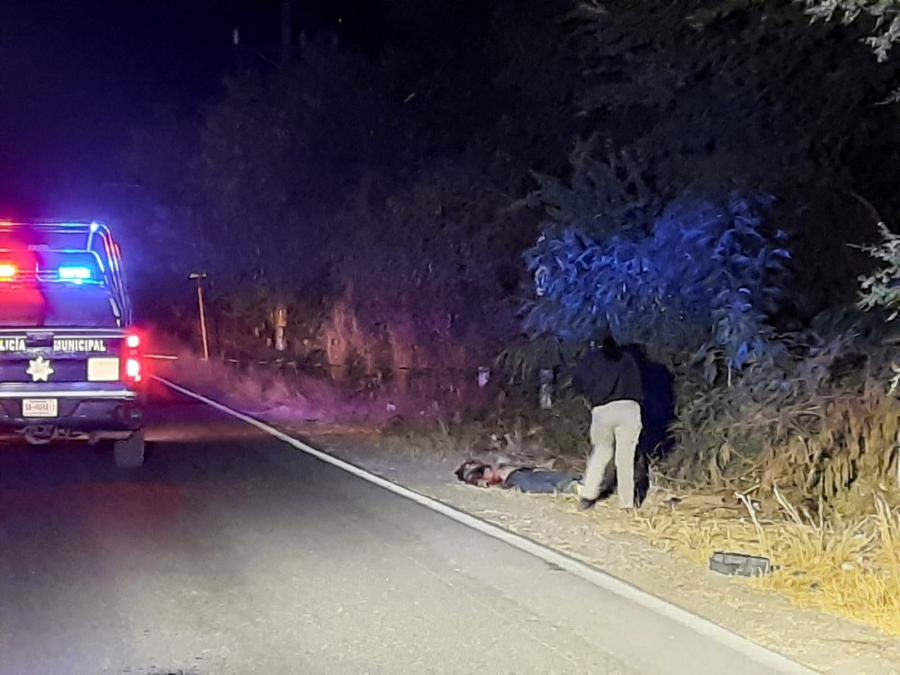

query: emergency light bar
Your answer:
[58,265,92,280]
[0,221,134,326]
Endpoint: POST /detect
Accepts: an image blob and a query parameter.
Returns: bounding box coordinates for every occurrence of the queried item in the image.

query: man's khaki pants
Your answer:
[582,400,642,508]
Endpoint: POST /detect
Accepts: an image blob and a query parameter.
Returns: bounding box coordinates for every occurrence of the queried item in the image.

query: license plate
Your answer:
[22,399,58,418]
[87,357,120,382]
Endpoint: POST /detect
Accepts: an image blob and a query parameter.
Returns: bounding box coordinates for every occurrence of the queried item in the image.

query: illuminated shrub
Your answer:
[521,192,791,382]
[858,223,900,319]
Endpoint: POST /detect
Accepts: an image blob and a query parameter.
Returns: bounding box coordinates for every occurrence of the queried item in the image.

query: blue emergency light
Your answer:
[58,265,93,281]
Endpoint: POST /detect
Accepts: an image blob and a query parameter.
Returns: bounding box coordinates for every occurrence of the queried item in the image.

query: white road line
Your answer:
[155,376,820,675]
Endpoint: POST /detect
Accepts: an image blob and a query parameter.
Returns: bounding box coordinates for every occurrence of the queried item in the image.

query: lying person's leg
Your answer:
[505,468,577,494]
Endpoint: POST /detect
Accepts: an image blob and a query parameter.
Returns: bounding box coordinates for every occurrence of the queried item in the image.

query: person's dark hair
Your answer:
[455,460,488,485]
[600,335,622,361]
[589,328,608,347]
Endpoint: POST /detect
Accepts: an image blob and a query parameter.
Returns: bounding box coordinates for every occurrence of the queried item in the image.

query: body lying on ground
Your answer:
[454,460,580,494]
[454,455,650,507]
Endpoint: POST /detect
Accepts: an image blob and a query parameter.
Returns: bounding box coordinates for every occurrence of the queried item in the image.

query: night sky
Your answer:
[1,1,227,215]
[0,0,474,218]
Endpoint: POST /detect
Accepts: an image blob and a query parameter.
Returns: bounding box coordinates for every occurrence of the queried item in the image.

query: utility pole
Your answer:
[281,0,293,64]
[189,272,210,360]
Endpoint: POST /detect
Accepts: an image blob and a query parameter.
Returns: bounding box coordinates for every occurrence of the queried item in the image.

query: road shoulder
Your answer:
[287,425,900,675]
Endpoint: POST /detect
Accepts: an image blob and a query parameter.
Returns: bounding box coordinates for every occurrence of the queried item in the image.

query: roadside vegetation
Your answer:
[125,0,900,637]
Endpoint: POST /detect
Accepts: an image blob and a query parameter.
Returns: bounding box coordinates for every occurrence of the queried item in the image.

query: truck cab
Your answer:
[0,221,146,468]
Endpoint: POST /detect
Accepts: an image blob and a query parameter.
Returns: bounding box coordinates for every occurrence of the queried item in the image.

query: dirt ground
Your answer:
[279,421,900,675]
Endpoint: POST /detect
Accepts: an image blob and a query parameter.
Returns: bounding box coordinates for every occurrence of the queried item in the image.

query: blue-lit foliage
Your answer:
[521,192,791,382]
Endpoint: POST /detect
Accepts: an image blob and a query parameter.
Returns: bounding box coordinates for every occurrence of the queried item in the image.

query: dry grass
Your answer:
[379,421,467,460]
[625,484,900,637]
[669,351,900,503]
[156,351,457,426]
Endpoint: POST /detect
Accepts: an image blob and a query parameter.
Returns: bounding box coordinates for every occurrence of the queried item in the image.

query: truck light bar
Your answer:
[58,265,93,281]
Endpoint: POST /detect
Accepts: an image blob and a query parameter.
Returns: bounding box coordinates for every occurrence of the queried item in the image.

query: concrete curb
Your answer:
[155,376,821,675]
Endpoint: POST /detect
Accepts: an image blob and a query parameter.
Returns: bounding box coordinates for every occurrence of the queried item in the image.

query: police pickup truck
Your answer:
[0,221,146,468]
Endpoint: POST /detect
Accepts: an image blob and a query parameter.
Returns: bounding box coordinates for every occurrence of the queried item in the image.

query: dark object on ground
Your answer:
[709,551,774,577]
[454,460,579,494]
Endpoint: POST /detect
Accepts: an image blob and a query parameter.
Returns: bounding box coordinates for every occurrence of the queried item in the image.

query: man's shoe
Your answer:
[578,497,598,511]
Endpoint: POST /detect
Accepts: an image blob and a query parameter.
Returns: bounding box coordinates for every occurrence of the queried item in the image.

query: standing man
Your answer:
[572,333,644,510]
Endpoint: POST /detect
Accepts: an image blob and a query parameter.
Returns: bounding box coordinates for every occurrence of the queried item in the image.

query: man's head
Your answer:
[589,329,620,354]
[588,329,607,349]
[599,334,622,361]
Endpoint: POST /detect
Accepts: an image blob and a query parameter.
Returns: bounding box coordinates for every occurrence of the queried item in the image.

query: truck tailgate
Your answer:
[0,328,139,386]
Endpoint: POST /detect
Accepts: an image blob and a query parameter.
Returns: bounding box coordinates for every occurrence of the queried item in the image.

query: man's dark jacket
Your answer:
[572,347,644,407]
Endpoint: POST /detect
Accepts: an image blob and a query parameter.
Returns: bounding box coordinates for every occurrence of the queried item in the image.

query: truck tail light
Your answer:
[125,357,142,382]
[123,331,143,383]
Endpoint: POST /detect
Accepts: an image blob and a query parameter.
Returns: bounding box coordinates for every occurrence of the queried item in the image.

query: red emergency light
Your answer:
[0,263,18,280]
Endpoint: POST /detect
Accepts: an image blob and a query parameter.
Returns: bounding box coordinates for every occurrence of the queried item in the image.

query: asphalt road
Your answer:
[0,381,814,675]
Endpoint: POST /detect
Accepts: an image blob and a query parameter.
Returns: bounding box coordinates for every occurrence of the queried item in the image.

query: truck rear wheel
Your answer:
[114,429,145,468]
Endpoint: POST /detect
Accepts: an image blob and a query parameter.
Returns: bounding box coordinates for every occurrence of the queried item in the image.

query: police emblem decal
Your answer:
[26,356,54,382]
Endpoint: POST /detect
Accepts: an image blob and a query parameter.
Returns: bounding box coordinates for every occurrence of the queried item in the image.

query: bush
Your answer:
[503,189,900,506]
[858,223,900,319]
[521,192,790,382]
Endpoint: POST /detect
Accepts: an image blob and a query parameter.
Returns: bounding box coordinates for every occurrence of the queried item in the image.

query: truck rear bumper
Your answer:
[0,385,143,433]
